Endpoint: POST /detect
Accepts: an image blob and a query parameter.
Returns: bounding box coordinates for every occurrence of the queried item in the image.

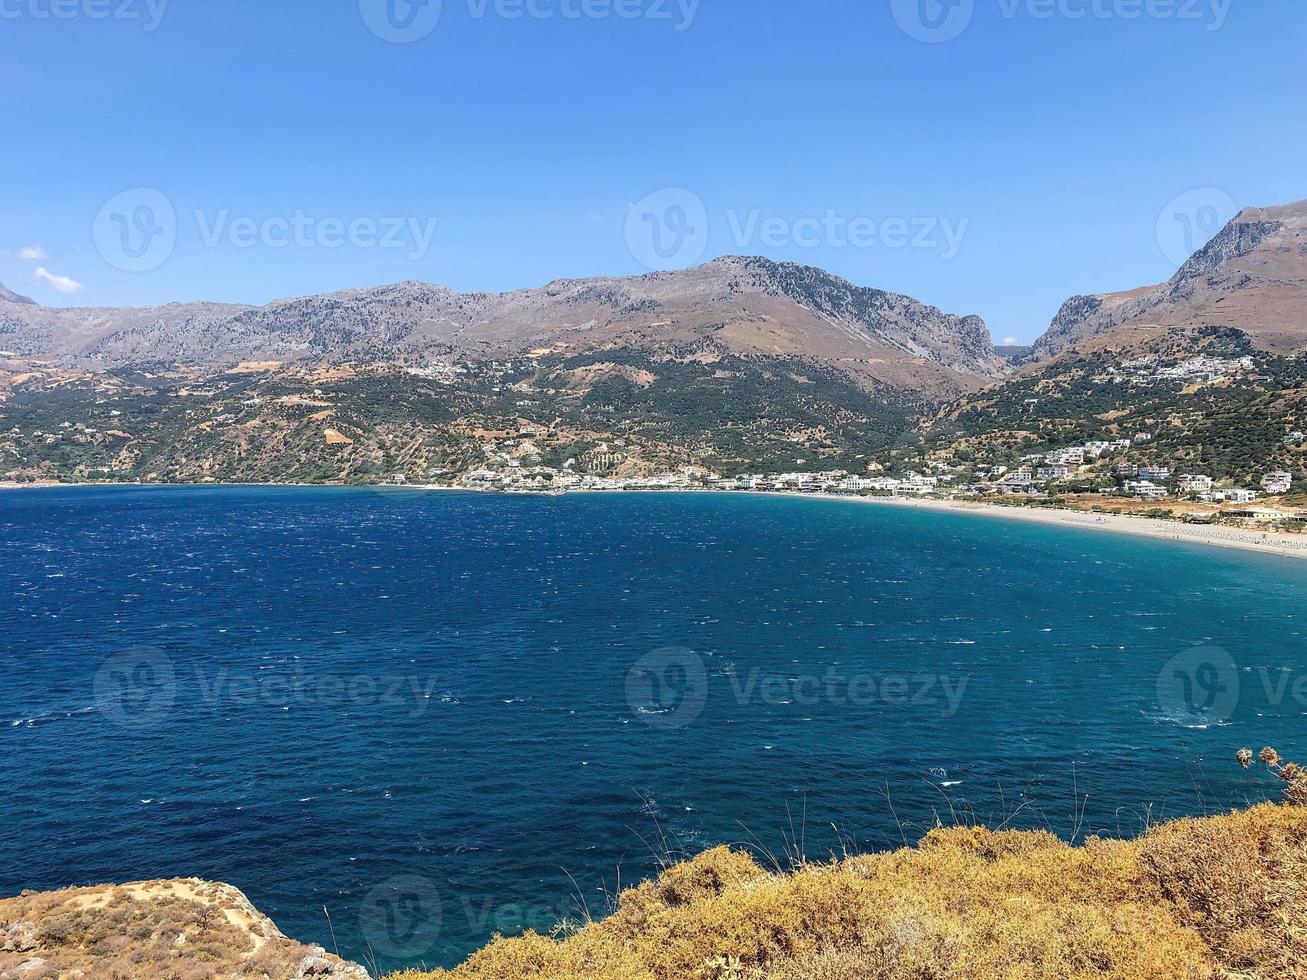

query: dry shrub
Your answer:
[392,803,1307,980]
[0,878,362,979]
[1137,803,1307,975]
[1241,745,1307,807]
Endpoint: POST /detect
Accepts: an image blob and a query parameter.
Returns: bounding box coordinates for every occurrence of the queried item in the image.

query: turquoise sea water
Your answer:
[2,486,1305,971]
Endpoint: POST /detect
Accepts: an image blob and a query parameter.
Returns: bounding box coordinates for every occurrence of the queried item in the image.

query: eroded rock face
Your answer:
[0,879,372,980]
[0,922,37,954]
[294,947,373,979]
[1032,198,1307,361]
[9,956,46,978]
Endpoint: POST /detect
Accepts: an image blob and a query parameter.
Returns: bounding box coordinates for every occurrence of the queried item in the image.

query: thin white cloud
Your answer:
[34,266,85,294]
[1002,336,1019,346]
[18,244,48,261]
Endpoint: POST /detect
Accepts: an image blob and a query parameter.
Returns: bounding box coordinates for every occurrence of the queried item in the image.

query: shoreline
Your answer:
[829,492,1307,562]
[6,480,1307,563]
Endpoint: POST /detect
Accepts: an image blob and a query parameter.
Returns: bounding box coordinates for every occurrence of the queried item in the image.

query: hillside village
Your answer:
[416,419,1307,531]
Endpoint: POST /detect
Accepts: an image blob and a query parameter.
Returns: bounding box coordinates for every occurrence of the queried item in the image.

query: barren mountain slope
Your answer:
[1032,199,1307,360]
[0,257,1002,399]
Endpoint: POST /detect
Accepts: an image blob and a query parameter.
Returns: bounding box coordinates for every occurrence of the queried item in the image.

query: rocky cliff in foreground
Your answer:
[0,878,369,980]
[4,797,1304,980]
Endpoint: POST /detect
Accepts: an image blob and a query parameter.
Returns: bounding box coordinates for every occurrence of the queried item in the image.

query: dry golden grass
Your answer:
[392,802,1307,980]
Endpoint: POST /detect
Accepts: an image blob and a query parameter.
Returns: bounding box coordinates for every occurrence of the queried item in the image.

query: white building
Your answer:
[1124,480,1169,500]
[1214,489,1259,504]
[1176,474,1213,494]
[1047,448,1085,466]
[1261,471,1293,494]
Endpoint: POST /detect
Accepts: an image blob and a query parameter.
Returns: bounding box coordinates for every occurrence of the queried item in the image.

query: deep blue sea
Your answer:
[3,486,1305,972]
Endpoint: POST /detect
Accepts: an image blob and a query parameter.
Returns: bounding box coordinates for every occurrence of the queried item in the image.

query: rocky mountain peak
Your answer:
[0,282,37,305]
[1031,196,1307,360]
[1172,206,1287,283]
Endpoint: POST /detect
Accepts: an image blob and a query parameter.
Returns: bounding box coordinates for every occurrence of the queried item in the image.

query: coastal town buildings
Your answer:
[438,423,1302,544]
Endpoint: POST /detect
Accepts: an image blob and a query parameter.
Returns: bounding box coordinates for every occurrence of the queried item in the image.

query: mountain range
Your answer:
[1,198,1305,486]
[0,255,1003,398]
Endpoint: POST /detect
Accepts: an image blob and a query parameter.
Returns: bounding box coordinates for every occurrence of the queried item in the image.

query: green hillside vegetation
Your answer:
[917,328,1307,483]
[0,349,923,484]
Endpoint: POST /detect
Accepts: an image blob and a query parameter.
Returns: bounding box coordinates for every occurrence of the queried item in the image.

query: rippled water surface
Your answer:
[3,486,1305,971]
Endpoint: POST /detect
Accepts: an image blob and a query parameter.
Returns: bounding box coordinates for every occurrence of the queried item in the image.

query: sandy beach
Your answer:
[843,494,1307,562]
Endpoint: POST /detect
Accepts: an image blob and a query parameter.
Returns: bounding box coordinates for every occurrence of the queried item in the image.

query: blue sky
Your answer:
[1,0,1304,343]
